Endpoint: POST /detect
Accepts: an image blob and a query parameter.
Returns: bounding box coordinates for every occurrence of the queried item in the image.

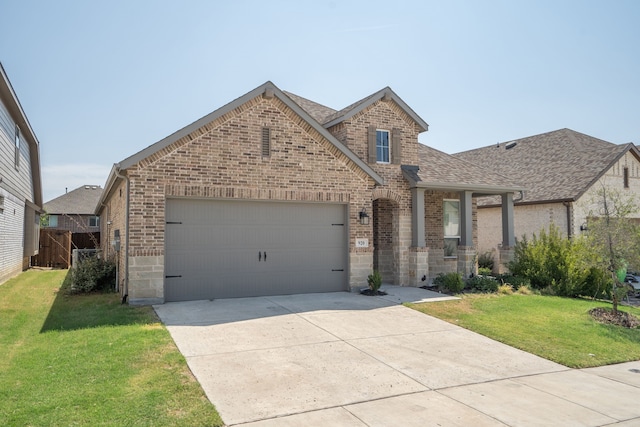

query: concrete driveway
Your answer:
[154,287,640,426]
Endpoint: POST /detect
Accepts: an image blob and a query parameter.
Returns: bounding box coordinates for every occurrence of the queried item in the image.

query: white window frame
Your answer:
[443,199,460,258]
[44,215,58,228]
[14,125,20,169]
[376,129,390,164]
[89,216,100,227]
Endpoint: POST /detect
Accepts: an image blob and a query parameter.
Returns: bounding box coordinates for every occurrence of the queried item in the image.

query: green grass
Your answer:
[0,269,223,426]
[408,293,640,368]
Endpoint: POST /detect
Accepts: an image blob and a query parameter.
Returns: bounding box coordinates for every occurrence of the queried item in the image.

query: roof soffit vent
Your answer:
[505,141,517,150]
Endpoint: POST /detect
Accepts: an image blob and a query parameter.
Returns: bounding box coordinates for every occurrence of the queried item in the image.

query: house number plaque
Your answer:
[355,238,369,248]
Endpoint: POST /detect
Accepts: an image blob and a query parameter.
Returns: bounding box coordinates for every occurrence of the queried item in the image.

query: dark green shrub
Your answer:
[581,266,613,299]
[367,270,382,293]
[508,225,591,297]
[478,251,494,271]
[432,272,465,293]
[495,274,530,290]
[467,275,498,293]
[70,255,116,293]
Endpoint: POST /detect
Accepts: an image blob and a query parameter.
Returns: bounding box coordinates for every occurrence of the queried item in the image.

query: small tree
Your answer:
[582,183,640,314]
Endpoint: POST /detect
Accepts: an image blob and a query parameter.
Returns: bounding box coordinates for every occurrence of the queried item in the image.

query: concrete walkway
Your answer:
[154,286,640,426]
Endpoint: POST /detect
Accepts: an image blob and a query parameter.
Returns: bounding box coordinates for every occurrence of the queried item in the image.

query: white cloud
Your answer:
[42,163,112,202]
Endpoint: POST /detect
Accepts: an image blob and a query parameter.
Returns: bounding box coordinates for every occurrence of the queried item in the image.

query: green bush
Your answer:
[508,225,591,297]
[495,274,530,290]
[70,255,116,293]
[367,270,382,293]
[467,275,498,293]
[478,251,494,270]
[478,267,493,276]
[433,272,465,293]
[581,266,613,299]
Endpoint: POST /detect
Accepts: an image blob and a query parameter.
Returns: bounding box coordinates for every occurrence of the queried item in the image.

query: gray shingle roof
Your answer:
[45,185,103,215]
[454,128,634,205]
[282,91,337,124]
[408,144,523,193]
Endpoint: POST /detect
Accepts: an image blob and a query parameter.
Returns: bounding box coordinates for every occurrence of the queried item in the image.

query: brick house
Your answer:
[455,128,640,259]
[0,63,43,284]
[96,82,522,304]
[43,185,103,234]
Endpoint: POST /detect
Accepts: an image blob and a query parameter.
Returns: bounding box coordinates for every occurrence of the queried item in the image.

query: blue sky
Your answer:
[1,0,639,202]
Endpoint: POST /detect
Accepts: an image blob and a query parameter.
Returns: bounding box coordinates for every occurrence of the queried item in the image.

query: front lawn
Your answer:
[0,269,223,426]
[408,293,640,368]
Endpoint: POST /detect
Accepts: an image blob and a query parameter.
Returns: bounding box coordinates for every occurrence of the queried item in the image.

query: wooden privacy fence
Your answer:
[33,229,72,269]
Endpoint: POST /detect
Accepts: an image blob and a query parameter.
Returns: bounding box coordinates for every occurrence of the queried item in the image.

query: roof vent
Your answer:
[505,141,517,150]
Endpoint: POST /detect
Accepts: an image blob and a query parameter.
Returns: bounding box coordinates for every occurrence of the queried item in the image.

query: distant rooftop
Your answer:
[44,185,103,215]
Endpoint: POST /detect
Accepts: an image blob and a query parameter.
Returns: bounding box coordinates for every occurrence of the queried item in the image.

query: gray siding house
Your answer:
[0,63,43,284]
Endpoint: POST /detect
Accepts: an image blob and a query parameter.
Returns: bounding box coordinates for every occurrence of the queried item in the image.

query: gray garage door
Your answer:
[164,198,348,301]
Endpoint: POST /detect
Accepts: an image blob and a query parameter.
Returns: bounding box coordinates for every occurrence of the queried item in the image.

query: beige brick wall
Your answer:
[477,202,569,253]
[116,94,386,300]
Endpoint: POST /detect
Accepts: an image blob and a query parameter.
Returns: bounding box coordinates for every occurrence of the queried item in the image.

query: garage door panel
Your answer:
[165,199,347,301]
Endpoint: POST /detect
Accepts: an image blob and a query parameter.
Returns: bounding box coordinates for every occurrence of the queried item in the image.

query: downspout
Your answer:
[115,166,130,304]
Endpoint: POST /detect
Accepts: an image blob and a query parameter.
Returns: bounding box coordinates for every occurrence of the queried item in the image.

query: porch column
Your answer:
[502,192,515,247]
[459,190,473,247]
[411,187,425,247]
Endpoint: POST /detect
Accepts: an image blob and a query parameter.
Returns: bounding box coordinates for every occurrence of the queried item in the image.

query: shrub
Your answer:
[433,272,465,293]
[495,274,530,290]
[478,251,494,271]
[508,225,591,297]
[581,266,613,299]
[498,284,514,295]
[367,270,382,293]
[478,267,492,276]
[516,285,533,295]
[70,255,116,293]
[467,275,498,293]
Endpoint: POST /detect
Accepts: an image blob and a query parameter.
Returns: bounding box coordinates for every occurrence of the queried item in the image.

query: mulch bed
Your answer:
[360,289,387,296]
[589,307,640,328]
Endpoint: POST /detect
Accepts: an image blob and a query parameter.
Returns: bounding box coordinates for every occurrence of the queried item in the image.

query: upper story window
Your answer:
[89,216,100,227]
[376,130,390,163]
[368,126,402,165]
[14,125,20,169]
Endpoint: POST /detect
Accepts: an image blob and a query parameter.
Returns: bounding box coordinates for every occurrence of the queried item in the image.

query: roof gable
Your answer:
[116,82,383,185]
[322,87,429,132]
[454,128,633,204]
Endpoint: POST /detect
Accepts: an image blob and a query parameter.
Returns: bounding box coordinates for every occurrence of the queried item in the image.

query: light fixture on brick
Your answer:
[359,208,369,225]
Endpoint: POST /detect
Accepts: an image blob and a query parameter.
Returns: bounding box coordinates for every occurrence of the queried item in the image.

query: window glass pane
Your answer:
[89,216,99,227]
[444,238,458,257]
[48,215,58,228]
[376,130,389,163]
[443,200,460,237]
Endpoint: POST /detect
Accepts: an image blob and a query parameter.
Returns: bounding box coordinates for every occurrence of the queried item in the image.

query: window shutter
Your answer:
[261,127,271,157]
[392,128,402,164]
[367,126,376,163]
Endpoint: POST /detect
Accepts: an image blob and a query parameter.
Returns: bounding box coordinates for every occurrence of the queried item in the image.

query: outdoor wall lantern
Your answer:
[580,223,588,232]
[359,208,370,225]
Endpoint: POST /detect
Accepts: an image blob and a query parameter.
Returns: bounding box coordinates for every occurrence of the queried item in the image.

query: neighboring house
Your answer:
[97,81,522,304]
[0,63,43,284]
[455,128,640,257]
[43,185,103,234]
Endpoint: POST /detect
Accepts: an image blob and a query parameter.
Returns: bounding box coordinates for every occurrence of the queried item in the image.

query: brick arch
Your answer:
[372,188,402,204]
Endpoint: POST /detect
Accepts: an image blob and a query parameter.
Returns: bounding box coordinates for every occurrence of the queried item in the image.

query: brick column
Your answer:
[498,246,515,274]
[349,248,373,292]
[409,246,429,286]
[457,246,477,278]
